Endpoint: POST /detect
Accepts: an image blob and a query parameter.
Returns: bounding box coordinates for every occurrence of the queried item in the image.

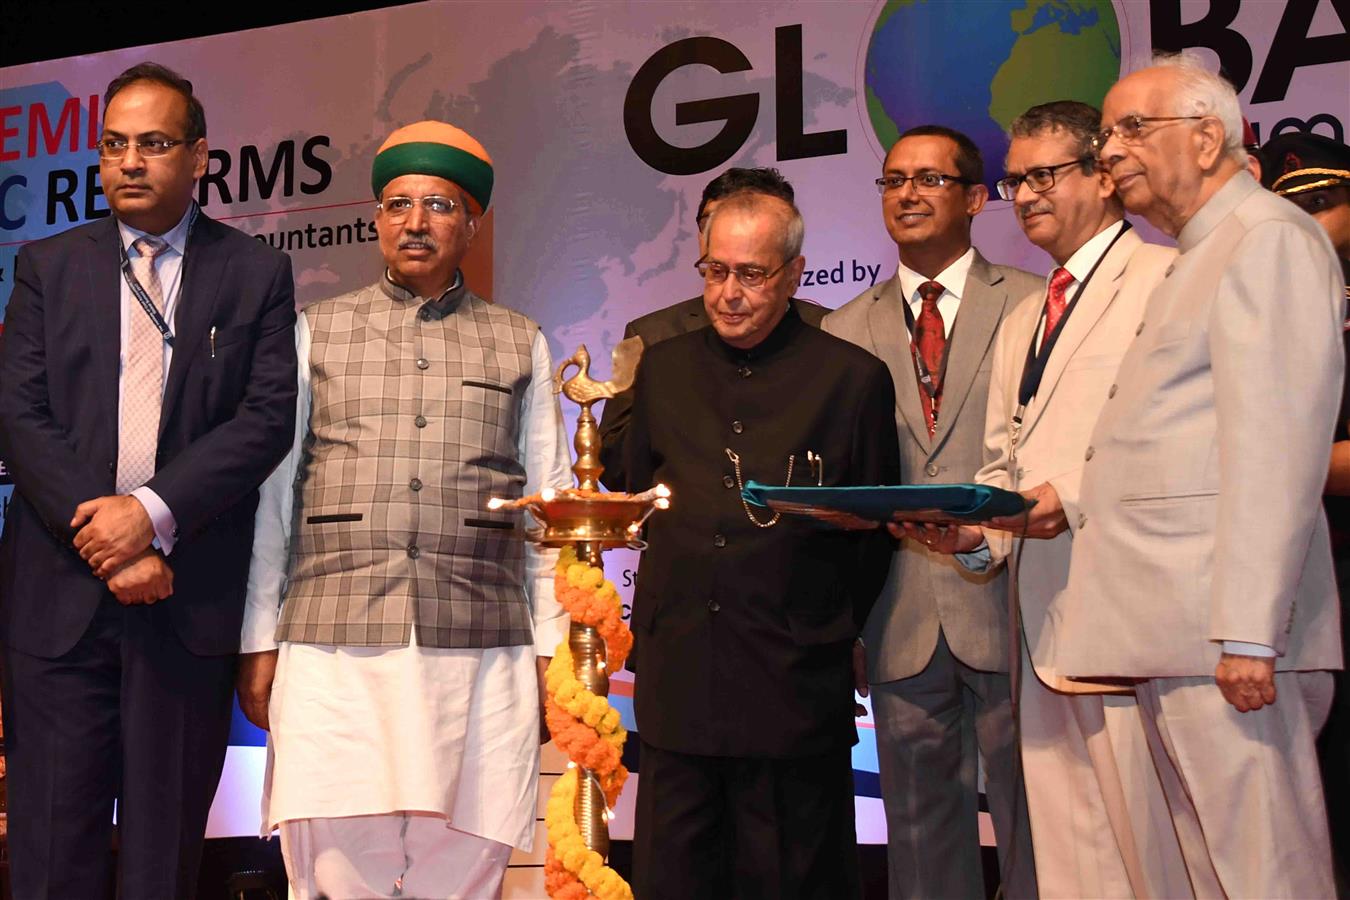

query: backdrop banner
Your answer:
[1,0,1345,841]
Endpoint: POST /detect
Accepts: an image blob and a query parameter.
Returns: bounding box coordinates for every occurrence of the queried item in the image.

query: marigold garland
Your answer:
[544,546,634,900]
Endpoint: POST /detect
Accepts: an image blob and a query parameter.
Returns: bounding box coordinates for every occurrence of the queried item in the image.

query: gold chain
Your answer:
[725,448,794,528]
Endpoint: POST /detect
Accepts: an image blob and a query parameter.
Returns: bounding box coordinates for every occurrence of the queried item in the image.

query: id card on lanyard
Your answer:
[1009,221,1131,450]
[901,297,951,431]
[119,204,198,348]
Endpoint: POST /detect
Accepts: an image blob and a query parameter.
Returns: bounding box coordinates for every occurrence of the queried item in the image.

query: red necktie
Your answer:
[913,280,946,437]
[1043,267,1075,344]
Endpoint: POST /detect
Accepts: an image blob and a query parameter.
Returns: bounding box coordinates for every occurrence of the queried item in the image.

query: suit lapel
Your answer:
[160,215,227,433]
[1022,228,1138,439]
[867,275,932,451]
[86,219,123,446]
[932,252,1008,452]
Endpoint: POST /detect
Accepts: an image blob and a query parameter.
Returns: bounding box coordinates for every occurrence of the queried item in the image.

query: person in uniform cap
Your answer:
[237,120,573,899]
[1261,128,1350,894]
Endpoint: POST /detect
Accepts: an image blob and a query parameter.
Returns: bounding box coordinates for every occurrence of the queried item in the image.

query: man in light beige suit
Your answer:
[930,101,1188,898]
[1053,53,1343,897]
[824,125,1040,900]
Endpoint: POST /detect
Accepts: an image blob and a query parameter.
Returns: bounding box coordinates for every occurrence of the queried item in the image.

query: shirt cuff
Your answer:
[131,487,178,555]
[1220,640,1278,658]
[955,539,992,573]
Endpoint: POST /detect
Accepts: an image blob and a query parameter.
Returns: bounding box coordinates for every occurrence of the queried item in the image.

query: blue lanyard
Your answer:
[118,205,198,348]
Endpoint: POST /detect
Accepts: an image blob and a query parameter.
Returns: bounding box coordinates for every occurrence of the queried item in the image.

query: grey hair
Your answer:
[703,191,806,261]
[1150,50,1246,165]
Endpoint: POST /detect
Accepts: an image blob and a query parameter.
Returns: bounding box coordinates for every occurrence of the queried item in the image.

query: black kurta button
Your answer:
[420,308,433,321]
[414,415,427,428]
[713,533,726,548]
[416,358,430,370]
[409,477,423,491]
[406,544,420,558]
[708,599,721,612]
[738,366,752,378]
[731,420,744,434]
[722,474,736,489]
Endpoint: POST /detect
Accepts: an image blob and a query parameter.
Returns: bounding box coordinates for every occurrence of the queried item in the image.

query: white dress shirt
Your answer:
[897,246,976,339]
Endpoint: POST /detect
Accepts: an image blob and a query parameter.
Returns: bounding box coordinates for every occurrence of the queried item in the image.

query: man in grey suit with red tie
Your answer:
[0,62,297,897]
[824,125,1039,899]
[1056,52,1343,896]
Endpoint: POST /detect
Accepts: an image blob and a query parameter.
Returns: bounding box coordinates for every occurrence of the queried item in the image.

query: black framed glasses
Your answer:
[875,171,972,195]
[377,195,462,222]
[97,138,194,159]
[695,258,789,288]
[996,157,1094,201]
[1091,115,1206,154]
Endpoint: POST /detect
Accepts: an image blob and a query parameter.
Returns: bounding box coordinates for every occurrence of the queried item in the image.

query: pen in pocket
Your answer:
[209,326,216,358]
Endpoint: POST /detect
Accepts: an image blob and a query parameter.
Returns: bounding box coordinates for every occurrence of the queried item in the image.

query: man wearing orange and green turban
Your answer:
[237,121,573,899]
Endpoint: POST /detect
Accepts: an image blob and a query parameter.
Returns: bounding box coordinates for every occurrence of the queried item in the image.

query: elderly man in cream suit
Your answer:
[825,124,1040,900]
[1051,54,1343,897]
[927,101,1188,898]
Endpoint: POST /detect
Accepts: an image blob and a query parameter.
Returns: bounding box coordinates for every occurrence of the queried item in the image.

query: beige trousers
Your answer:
[1020,644,1189,898]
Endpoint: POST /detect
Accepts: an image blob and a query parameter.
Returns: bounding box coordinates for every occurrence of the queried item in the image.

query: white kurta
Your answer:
[241,309,572,851]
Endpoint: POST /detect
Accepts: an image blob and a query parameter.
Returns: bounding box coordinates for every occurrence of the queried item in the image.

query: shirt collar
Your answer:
[1177,170,1258,254]
[118,202,195,258]
[1059,219,1126,283]
[380,268,467,319]
[897,246,976,303]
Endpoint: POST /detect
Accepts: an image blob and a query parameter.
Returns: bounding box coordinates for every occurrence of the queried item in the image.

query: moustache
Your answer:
[398,234,438,251]
[1018,204,1052,220]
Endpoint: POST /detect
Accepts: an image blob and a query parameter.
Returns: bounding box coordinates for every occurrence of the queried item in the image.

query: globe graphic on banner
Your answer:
[865,0,1122,184]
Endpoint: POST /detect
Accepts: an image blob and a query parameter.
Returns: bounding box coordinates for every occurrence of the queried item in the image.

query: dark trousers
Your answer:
[632,740,860,900]
[1,597,236,899]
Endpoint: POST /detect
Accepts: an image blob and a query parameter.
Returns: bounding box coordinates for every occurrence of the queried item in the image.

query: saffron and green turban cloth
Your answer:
[371,121,494,214]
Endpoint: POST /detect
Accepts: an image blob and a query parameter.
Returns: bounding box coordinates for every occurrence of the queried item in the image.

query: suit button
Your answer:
[409,477,423,491]
[731,420,744,434]
[713,533,726,548]
[407,544,420,559]
[738,366,752,378]
[1077,513,1087,529]
[1135,322,1145,335]
[708,599,721,613]
[925,463,939,477]
[416,357,429,370]
[414,415,427,428]
[172,526,180,538]
[1108,384,1118,398]
[722,474,736,489]
[1084,446,1095,461]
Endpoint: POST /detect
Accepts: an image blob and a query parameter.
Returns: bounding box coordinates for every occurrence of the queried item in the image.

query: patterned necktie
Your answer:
[913,280,946,437]
[116,235,169,493]
[1043,267,1075,344]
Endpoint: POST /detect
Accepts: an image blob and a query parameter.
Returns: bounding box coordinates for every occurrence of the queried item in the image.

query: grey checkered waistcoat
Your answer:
[276,277,537,648]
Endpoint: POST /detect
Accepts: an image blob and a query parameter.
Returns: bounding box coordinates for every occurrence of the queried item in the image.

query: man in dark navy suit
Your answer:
[0,62,297,898]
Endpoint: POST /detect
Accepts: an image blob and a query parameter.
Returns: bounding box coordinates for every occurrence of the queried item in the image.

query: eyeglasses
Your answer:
[377,195,462,222]
[875,171,973,195]
[996,157,1094,201]
[1091,115,1206,154]
[695,258,789,288]
[97,138,194,159]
